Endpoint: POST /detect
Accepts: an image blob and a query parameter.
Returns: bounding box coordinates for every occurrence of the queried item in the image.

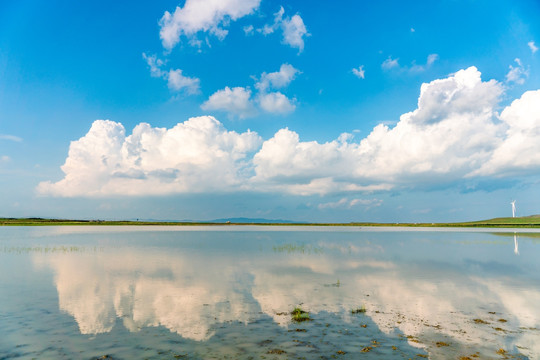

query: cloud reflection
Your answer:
[32,232,540,357]
[34,250,257,340]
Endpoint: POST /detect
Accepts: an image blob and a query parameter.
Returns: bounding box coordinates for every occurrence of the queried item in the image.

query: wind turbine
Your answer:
[511,200,516,218]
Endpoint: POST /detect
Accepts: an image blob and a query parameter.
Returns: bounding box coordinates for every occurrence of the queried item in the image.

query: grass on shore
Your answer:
[2,216,540,227]
[0,218,213,226]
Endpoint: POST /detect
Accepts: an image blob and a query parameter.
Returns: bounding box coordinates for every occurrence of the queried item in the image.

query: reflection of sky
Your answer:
[23,227,540,357]
[33,249,259,341]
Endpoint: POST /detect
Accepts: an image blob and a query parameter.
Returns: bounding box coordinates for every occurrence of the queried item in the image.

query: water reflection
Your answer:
[34,250,257,341]
[24,229,539,358]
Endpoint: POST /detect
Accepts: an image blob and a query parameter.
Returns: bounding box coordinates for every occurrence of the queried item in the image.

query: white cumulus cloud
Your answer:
[204,64,299,118]
[257,92,295,114]
[528,41,538,54]
[142,53,165,78]
[394,54,439,73]
[143,53,200,94]
[258,6,309,52]
[505,58,528,85]
[471,89,540,177]
[159,0,261,50]
[252,67,504,194]
[281,13,308,52]
[381,56,399,70]
[243,24,254,35]
[352,65,365,79]
[167,69,200,93]
[37,116,262,197]
[201,86,256,118]
[40,67,540,197]
[426,53,438,66]
[382,54,438,73]
[255,63,300,92]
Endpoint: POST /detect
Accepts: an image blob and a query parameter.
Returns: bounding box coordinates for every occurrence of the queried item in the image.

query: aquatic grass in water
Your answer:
[351,304,367,314]
[272,243,323,254]
[291,307,311,322]
[1,245,103,253]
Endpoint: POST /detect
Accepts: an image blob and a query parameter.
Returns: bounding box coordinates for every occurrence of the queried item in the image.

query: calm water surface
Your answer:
[1,226,539,359]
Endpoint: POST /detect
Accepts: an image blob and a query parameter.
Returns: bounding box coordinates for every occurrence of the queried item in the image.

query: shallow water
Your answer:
[0,226,539,359]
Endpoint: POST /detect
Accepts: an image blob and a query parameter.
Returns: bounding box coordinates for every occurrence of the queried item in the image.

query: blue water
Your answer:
[0,226,538,359]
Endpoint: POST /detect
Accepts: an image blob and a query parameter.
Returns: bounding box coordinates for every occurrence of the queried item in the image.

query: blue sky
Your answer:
[1,0,540,222]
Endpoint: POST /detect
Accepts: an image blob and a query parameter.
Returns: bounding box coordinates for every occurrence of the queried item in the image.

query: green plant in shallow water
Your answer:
[351,304,367,314]
[291,307,311,322]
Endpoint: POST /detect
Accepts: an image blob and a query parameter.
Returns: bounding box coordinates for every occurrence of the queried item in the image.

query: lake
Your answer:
[1,226,539,359]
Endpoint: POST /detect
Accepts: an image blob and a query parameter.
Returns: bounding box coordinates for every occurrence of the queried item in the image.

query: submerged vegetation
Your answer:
[291,307,311,322]
[272,244,324,254]
[351,305,367,314]
[1,245,102,254]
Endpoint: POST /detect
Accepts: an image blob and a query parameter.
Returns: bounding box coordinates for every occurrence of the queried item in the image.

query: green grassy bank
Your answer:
[2,215,540,227]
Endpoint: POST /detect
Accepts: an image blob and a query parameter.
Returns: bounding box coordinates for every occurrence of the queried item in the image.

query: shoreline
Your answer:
[2,217,540,228]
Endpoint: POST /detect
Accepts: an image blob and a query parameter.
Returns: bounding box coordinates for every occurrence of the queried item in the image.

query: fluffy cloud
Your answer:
[159,0,261,50]
[37,116,262,197]
[384,54,438,73]
[252,67,504,194]
[257,92,295,114]
[255,64,300,92]
[254,64,298,113]
[167,69,200,93]
[410,53,439,72]
[381,56,399,69]
[505,58,528,85]
[40,67,540,197]
[243,24,254,35]
[143,53,200,94]
[258,6,309,52]
[201,86,256,118]
[471,90,540,176]
[426,53,438,66]
[281,14,308,52]
[142,53,165,78]
[528,41,538,54]
[203,64,299,118]
[352,65,365,79]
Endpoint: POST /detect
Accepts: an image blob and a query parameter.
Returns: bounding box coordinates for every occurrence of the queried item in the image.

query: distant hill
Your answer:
[457,215,540,227]
[127,217,301,223]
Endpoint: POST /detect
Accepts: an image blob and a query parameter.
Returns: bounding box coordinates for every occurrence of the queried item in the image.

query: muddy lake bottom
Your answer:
[1,226,539,359]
